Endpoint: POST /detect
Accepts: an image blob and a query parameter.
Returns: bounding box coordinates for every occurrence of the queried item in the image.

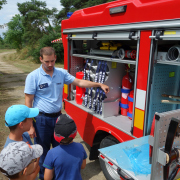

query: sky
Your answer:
[0,0,63,37]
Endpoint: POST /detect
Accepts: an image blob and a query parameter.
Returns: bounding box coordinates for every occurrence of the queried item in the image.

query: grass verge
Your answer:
[2,51,64,73]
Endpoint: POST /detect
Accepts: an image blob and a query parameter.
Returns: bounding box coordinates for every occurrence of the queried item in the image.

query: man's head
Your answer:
[0,141,43,179]
[54,114,77,144]
[40,47,56,59]
[39,47,57,73]
[5,105,39,131]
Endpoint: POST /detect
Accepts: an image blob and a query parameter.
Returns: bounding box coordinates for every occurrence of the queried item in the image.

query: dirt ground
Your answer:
[0,51,106,180]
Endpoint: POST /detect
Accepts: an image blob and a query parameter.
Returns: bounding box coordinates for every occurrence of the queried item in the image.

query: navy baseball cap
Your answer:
[5,105,39,127]
[54,114,77,143]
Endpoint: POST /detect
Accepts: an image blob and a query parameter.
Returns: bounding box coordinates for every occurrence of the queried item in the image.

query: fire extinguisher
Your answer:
[75,71,86,105]
[120,70,133,116]
[127,90,134,119]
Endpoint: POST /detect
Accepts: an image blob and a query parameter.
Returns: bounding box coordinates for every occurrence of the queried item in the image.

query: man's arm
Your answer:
[71,78,110,94]
[44,168,54,180]
[25,93,36,138]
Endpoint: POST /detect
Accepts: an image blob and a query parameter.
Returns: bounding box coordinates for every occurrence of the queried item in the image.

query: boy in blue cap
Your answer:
[4,104,39,147]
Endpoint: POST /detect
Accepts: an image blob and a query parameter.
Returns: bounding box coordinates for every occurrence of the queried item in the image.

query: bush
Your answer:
[30,32,64,64]
[0,38,14,49]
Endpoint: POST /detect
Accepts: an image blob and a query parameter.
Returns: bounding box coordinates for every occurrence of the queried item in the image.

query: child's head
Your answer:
[54,114,77,145]
[5,105,39,131]
[0,141,43,179]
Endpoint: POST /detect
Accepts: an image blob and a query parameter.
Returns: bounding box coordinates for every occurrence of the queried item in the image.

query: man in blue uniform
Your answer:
[24,47,109,179]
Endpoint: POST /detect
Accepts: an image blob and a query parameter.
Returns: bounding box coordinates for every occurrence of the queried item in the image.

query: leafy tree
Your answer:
[56,0,114,23]
[0,36,3,43]
[0,35,4,48]
[85,0,113,7]
[3,14,24,50]
[17,0,58,46]
[0,0,7,10]
[0,34,14,49]
[30,30,64,63]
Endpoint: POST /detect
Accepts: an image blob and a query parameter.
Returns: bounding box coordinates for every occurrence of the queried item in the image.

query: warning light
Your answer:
[109,5,127,15]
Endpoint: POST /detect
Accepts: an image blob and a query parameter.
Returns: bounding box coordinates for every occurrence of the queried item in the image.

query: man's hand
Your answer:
[72,78,110,94]
[28,123,37,138]
[25,94,36,138]
[100,84,110,94]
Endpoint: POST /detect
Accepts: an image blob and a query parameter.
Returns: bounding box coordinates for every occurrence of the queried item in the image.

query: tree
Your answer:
[30,31,64,63]
[56,0,114,23]
[84,0,113,7]
[3,14,24,50]
[0,36,3,43]
[0,35,4,48]
[0,0,7,10]
[17,0,57,46]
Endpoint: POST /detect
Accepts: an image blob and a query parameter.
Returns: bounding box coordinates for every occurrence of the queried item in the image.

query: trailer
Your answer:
[61,0,180,179]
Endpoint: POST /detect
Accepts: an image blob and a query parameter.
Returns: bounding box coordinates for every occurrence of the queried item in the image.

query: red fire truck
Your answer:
[61,0,180,179]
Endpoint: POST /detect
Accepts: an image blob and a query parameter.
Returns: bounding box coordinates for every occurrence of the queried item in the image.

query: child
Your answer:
[4,104,39,147]
[0,141,43,180]
[43,114,87,180]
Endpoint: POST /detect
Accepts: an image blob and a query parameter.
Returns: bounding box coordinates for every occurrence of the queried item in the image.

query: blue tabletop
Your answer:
[99,136,152,180]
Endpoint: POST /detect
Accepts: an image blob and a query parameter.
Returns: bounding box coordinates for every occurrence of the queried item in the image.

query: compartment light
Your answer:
[109,5,127,15]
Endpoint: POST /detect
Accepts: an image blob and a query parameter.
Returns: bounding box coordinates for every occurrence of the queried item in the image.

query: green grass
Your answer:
[0,49,15,53]
[1,52,64,73]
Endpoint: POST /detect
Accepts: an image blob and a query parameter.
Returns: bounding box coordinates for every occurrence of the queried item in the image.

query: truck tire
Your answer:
[99,135,120,180]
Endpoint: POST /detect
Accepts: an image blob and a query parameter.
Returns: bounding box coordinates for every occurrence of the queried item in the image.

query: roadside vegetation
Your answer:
[1,49,64,71]
[0,0,114,64]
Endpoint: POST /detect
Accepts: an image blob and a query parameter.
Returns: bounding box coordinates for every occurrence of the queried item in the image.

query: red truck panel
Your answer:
[62,0,180,31]
[65,100,134,146]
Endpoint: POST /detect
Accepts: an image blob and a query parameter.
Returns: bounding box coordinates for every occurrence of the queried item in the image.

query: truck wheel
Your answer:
[99,135,120,180]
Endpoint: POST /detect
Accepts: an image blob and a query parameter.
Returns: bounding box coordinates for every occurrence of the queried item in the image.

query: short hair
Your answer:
[0,167,20,179]
[8,118,27,131]
[40,47,56,59]
[60,137,73,145]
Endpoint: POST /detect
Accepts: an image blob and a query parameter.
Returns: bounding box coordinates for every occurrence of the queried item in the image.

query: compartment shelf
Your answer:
[157,60,180,66]
[66,100,135,138]
[72,54,136,65]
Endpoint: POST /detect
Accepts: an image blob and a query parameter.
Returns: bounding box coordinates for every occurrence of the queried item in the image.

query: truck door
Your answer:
[145,30,180,136]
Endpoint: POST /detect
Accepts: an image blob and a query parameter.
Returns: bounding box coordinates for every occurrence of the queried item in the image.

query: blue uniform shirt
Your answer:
[24,65,75,113]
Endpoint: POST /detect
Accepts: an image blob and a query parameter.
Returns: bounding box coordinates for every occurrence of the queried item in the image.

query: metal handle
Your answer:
[161,100,180,104]
[94,36,138,40]
[117,167,134,180]
[67,37,93,40]
[150,35,180,39]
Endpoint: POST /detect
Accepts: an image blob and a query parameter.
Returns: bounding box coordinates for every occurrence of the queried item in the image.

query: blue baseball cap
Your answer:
[5,105,39,127]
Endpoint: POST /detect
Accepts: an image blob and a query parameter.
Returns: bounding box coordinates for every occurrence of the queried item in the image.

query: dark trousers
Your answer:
[34,114,60,180]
